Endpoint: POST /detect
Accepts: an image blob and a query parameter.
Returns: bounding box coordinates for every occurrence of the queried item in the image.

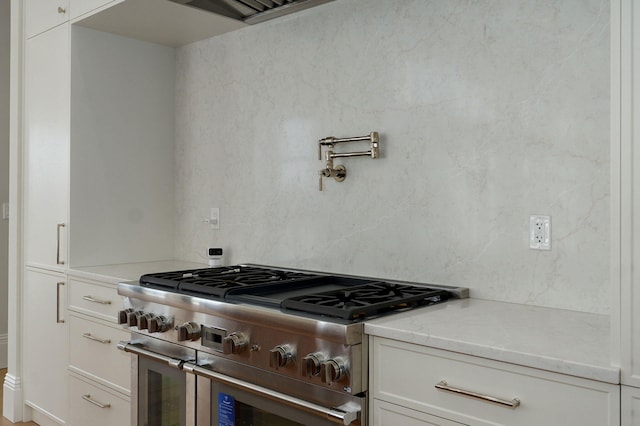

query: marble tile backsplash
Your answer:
[174,0,610,314]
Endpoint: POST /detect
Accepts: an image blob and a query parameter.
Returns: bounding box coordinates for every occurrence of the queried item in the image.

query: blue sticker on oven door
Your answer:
[218,393,235,426]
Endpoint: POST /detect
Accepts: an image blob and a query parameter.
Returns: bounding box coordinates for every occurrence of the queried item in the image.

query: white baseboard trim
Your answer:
[0,333,7,369]
[2,371,25,422]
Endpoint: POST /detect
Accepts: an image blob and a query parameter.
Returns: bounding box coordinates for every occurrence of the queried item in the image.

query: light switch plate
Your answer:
[210,208,220,230]
[2,202,8,220]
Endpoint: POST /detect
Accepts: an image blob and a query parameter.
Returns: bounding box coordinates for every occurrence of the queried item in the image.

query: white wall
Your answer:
[0,0,10,367]
[174,0,610,314]
[70,26,176,267]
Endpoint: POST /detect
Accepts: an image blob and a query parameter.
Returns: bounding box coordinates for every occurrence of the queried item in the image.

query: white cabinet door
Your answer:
[69,0,118,20]
[23,268,68,424]
[25,0,69,38]
[622,385,640,425]
[24,23,70,270]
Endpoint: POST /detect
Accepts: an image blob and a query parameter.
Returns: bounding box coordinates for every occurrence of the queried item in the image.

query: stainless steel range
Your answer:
[116,264,468,426]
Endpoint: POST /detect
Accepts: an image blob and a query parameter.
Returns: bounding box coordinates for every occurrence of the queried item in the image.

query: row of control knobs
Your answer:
[118,309,347,384]
[118,309,200,340]
[118,309,173,333]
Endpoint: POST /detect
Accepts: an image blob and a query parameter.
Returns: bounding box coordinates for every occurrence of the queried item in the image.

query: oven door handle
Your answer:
[117,341,188,369]
[182,362,360,426]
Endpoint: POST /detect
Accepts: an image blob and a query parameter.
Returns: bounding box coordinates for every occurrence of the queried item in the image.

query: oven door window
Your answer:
[210,382,340,426]
[139,356,187,426]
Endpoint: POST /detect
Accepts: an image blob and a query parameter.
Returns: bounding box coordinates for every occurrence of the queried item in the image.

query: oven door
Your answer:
[118,338,197,426]
[184,363,362,426]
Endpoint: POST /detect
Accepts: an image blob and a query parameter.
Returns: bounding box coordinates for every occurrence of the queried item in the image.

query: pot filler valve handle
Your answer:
[317,131,380,191]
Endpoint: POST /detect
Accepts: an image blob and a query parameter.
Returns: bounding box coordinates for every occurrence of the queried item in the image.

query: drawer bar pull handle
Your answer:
[81,394,111,409]
[56,223,65,265]
[56,282,65,323]
[82,295,112,305]
[82,333,111,344]
[435,380,521,409]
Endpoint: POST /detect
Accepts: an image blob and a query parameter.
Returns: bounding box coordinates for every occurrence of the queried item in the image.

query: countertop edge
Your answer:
[364,322,620,384]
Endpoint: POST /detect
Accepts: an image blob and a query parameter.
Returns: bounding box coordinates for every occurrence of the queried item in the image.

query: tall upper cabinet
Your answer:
[22,4,71,424]
[23,17,69,271]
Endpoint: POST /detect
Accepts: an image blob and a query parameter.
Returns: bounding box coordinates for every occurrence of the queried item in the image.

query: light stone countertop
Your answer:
[364,298,619,384]
[68,260,206,284]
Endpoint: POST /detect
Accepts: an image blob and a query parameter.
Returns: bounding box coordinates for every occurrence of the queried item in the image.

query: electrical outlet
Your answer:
[2,202,8,220]
[530,215,551,250]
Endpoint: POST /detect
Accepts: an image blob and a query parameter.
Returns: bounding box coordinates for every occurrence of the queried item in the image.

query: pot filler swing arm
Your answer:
[317,131,380,191]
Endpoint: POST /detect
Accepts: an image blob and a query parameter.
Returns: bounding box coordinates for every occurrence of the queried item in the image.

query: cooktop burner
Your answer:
[138,265,455,321]
[140,266,315,298]
[282,282,450,320]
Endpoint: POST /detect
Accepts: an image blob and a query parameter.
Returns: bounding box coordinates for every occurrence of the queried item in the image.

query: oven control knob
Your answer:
[137,312,156,330]
[117,308,134,325]
[223,332,249,354]
[321,358,347,385]
[269,344,295,369]
[127,310,144,327]
[148,315,172,333]
[176,322,201,341]
[302,353,325,377]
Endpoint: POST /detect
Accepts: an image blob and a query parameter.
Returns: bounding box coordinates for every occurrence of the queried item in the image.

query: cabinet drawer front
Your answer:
[69,315,130,393]
[373,400,463,426]
[69,374,130,426]
[69,278,122,322]
[372,338,619,426]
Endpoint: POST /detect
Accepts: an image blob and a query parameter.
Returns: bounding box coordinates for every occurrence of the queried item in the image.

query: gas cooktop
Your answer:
[138,265,462,321]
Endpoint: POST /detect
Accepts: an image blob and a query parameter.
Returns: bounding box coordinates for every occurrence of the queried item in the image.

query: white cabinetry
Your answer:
[371,337,620,426]
[25,0,69,38]
[67,278,131,393]
[23,19,70,425]
[23,22,69,270]
[622,386,640,425]
[68,373,130,426]
[67,277,131,424]
[69,0,118,20]
[373,400,463,426]
[23,268,68,425]
[620,0,640,391]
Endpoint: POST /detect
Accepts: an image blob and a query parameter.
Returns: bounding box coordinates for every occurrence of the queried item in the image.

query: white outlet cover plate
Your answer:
[530,215,551,250]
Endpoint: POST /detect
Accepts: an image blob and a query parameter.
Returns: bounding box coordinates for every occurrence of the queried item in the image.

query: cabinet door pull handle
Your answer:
[82,295,112,305]
[56,282,65,323]
[56,223,65,265]
[435,380,521,409]
[57,6,66,14]
[82,333,111,344]
[81,394,111,409]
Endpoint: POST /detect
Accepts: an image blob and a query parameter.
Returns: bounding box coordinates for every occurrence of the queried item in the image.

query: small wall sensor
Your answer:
[207,247,224,267]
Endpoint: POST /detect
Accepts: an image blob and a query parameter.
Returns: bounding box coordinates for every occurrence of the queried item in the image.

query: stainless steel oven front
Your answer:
[120,335,364,426]
[120,335,196,426]
[188,351,364,426]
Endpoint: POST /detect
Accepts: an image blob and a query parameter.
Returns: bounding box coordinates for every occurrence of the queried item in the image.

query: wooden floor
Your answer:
[0,369,38,426]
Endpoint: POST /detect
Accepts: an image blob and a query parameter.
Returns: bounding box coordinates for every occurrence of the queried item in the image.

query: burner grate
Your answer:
[282,282,451,320]
[140,266,315,298]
